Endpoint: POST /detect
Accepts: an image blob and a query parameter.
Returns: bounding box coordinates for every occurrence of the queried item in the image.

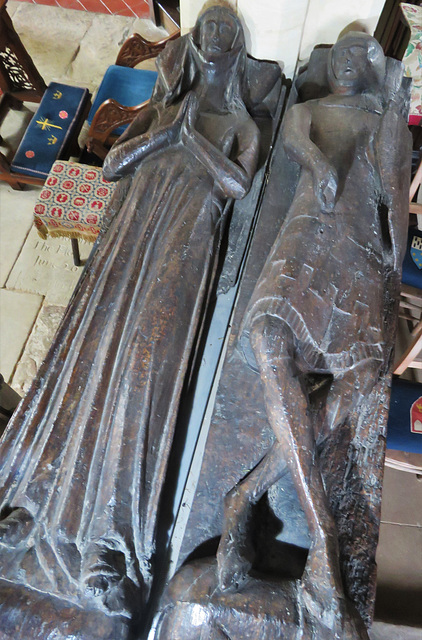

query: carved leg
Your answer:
[249,317,345,616]
[217,441,287,591]
[317,359,382,445]
[218,317,342,602]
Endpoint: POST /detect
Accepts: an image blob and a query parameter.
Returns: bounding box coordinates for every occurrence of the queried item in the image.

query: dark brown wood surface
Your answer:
[0,7,280,639]
[157,35,412,640]
[0,0,46,102]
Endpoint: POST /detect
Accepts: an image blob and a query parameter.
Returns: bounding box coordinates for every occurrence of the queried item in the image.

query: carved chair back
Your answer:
[86,30,179,160]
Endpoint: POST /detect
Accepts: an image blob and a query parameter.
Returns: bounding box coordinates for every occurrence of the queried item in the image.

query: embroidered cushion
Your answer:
[87,65,158,135]
[402,228,422,288]
[11,82,90,179]
[34,161,116,243]
[388,379,422,453]
[401,3,422,126]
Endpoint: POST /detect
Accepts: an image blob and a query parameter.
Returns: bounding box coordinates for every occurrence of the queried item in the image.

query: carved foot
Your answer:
[81,541,139,617]
[82,541,127,600]
[216,486,254,592]
[217,539,252,592]
[301,580,369,640]
[0,507,34,548]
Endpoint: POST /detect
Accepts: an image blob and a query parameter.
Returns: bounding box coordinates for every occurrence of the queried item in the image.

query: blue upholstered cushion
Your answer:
[87,65,158,135]
[11,82,90,180]
[402,228,422,289]
[387,379,422,453]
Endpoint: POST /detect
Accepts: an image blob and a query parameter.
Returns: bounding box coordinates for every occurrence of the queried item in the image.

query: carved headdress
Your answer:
[151,5,281,117]
[327,31,386,95]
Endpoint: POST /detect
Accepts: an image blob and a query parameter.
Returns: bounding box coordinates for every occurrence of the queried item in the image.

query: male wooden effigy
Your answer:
[0,7,281,640]
[154,33,412,639]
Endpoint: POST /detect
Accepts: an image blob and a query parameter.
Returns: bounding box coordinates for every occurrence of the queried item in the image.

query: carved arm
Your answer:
[102,102,179,180]
[282,103,338,213]
[180,95,259,200]
[183,123,258,199]
[375,98,412,273]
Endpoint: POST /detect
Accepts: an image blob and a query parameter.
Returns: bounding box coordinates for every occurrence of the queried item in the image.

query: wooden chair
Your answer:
[0,0,46,103]
[86,30,179,161]
[395,283,422,374]
[33,160,117,265]
[394,161,422,374]
[0,0,90,189]
[115,29,179,68]
[86,68,156,161]
[1,0,46,188]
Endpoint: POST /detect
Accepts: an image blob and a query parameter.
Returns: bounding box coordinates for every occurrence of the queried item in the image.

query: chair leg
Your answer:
[0,174,25,190]
[394,324,422,375]
[71,238,81,267]
[410,160,422,201]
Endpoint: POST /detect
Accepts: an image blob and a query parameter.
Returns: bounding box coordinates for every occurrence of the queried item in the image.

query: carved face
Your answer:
[331,43,370,89]
[199,14,237,54]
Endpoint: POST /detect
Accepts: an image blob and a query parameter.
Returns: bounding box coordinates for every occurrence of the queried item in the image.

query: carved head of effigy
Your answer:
[193,5,244,57]
[188,5,248,111]
[328,32,386,96]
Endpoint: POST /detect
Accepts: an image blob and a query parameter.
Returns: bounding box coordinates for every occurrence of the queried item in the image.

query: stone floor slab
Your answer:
[376,522,422,590]
[0,183,41,287]
[11,300,66,395]
[11,3,94,83]
[0,289,43,382]
[375,522,422,626]
[5,226,92,306]
[370,623,422,639]
[381,466,422,527]
[131,16,168,41]
[68,13,136,91]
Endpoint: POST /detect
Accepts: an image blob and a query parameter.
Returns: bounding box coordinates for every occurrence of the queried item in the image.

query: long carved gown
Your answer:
[0,63,259,614]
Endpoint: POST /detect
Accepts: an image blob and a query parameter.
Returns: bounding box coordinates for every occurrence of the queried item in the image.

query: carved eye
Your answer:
[203,20,217,33]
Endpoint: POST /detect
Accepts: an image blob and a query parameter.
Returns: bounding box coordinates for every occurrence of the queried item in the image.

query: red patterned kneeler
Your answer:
[34,161,116,243]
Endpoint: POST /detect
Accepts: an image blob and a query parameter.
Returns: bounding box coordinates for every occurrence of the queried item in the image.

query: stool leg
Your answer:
[71,238,81,267]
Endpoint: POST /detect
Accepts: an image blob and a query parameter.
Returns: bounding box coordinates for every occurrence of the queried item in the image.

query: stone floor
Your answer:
[0,0,166,389]
[0,2,421,637]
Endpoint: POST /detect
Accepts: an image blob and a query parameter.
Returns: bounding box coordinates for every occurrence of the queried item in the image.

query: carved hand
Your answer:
[313,160,338,214]
[150,92,198,145]
[180,91,199,142]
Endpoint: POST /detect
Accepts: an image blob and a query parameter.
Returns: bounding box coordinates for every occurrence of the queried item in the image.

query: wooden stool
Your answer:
[0,1,91,189]
[33,161,116,265]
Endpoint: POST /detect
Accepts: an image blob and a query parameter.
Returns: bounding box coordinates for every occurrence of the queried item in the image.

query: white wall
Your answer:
[237,0,309,78]
[299,0,385,61]
[180,0,237,36]
[179,0,386,79]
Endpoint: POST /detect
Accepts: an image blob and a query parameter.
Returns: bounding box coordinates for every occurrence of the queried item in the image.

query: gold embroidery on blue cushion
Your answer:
[36,118,63,131]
